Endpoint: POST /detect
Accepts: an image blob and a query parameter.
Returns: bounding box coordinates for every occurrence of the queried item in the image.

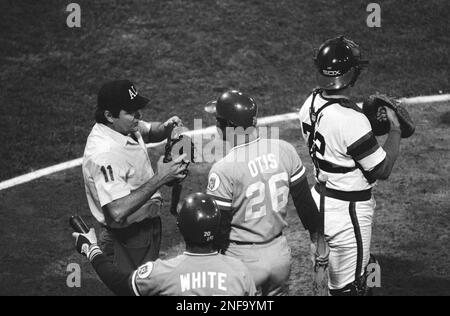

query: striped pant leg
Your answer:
[311,188,375,290]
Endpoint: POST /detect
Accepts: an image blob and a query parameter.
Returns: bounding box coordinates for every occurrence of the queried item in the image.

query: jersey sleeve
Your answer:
[282,141,307,187]
[206,162,233,211]
[90,153,131,206]
[137,120,152,141]
[131,261,159,296]
[298,94,313,145]
[342,114,387,171]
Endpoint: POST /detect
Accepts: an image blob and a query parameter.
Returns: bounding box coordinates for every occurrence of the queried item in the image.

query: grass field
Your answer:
[0,0,449,296]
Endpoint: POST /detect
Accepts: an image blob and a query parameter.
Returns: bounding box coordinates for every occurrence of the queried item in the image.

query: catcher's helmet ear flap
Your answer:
[313,36,369,90]
[215,90,258,129]
[177,192,221,245]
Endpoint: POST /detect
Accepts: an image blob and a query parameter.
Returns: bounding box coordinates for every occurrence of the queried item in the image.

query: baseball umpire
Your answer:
[298,36,413,295]
[205,90,326,296]
[82,80,188,273]
[72,192,256,296]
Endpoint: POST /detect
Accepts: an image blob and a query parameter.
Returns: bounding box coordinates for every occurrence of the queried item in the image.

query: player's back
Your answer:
[209,138,302,243]
[132,252,256,296]
[299,91,386,191]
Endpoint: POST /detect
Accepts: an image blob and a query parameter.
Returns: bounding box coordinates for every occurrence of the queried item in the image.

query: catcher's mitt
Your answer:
[362,94,415,138]
[163,128,195,186]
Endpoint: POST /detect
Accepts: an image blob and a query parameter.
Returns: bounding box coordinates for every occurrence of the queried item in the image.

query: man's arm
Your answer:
[104,155,188,225]
[369,107,401,180]
[285,145,320,239]
[147,121,172,143]
[346,107,401,182]
[91,253,135,296]
[72,229,136,296]
[290,177,321,238]
[213,207,233,252]
[140,116,183,143]
[206,166,234,252]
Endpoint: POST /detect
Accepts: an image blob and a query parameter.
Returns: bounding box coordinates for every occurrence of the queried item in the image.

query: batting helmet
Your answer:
[177,192,221,245]
[215,90,258,128]
[313,36,368,90]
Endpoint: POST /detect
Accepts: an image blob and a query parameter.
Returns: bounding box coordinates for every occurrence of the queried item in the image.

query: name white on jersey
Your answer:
[180,272,227,292]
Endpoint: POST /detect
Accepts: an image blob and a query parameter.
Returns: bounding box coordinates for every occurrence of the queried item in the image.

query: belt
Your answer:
[230,232,282,245]
[314,184,372,202]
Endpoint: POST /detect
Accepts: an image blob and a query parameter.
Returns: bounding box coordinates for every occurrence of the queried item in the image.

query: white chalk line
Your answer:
[1,93,449,191]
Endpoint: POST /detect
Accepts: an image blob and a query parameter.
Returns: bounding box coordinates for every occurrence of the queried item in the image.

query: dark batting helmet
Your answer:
[214,90,258,129]
[313,36,368,90]
[177,192,221,245]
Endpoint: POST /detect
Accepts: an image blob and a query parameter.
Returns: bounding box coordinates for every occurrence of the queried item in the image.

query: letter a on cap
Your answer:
[129,85,138,100]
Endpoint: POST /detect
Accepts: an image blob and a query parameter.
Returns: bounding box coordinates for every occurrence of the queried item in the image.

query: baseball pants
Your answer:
[311,187,375,290]
[99,216,162,273]
[224,235,291,296]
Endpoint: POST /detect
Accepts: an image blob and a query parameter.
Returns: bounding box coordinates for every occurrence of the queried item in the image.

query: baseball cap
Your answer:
[97,80,149,112]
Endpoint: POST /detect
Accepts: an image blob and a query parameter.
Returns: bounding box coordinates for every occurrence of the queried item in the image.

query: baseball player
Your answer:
[72,192,256,296]
[298,36,402,295]
[82,80,188,272]
[206,90,325,296]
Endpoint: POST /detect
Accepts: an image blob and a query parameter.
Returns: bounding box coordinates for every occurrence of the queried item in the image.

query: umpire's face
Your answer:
[112,109,142,135]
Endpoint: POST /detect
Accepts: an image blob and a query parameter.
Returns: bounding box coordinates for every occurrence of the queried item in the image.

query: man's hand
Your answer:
[363,94,414,137]
[376,106,401,129]
[163,116,183,130]
[385,107,401,130]
[376,106,387,122]
[310,240,330,270]
[157,154,189,186]
[146,117,184,143]
[169,183,184,217]
[72,228,102,261]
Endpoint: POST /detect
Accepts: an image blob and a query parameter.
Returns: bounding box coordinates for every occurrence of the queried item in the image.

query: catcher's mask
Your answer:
[313,36,369,90]
[163,127,195,186]
[177,192,221,245]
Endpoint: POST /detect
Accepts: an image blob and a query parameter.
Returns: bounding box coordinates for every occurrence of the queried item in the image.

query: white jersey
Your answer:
[298,90,386,191]
[82,122,162,228]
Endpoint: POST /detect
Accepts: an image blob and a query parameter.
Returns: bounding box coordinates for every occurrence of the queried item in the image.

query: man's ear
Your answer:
[104,110,115,124]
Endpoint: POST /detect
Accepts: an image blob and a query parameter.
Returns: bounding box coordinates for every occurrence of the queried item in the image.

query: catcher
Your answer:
[298,36,415,296]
